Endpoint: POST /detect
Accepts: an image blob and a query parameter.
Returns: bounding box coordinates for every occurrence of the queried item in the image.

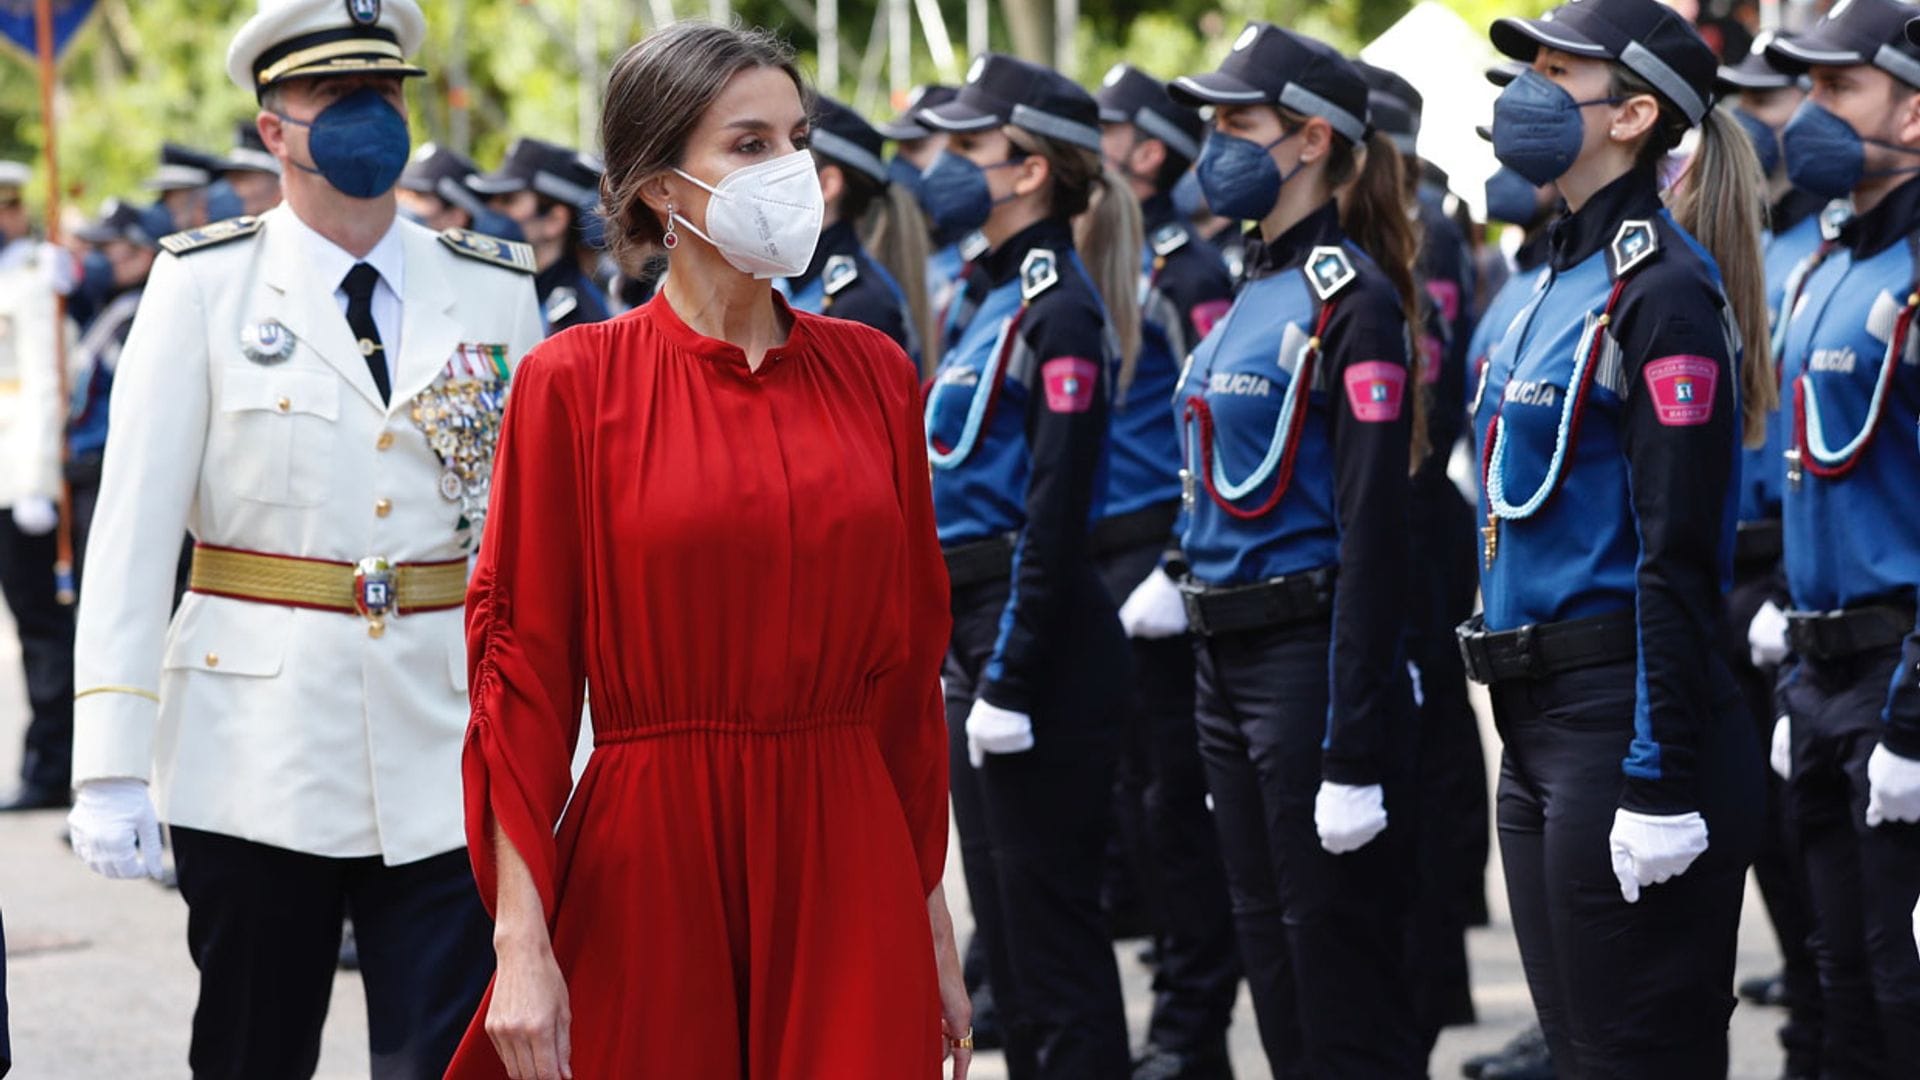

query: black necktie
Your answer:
[341,262,391,404]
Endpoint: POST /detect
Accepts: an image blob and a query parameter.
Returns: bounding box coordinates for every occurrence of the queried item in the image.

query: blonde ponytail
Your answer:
[860,182,939,372]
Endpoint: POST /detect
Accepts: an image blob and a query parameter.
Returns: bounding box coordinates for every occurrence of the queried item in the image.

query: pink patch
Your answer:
[1425,279,1462,323]
[1041,357,1100,414]
[1190,299,1232,341]
[1343,361,1407,423]
[1419,335,1445,385]
[1642,355,1718,426]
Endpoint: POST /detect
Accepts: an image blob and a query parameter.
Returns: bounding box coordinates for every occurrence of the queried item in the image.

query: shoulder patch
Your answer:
[438,228,536,274]
[1021,249,1060,302]
[823,254,860,297]
[1607,219,1660,278]
[1820,199,1852,242]
[1150,223,1190,258]
[1304,245,1357,301]
[158,216,261,257]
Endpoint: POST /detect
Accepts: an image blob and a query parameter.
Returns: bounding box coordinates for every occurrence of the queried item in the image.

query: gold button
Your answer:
[204,652,219,668]
[374,498,392,517]
[276,397,290,413]
[376,432,395,451]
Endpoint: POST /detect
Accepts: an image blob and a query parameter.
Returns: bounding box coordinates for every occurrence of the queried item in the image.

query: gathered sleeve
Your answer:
[462,343,589,922]
[872,332,954,894]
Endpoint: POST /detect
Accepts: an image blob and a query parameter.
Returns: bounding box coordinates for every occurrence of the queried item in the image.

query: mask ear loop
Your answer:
[267,111,326,179]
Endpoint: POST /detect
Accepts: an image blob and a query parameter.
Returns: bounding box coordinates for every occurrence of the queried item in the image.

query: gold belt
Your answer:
[189,544,467,635]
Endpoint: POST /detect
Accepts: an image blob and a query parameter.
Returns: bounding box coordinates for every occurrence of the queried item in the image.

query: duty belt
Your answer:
[1456,610,1638,685]
[189,543,468,637]
[1178,568,1335,637]
[943,534,1016,589]
[1088,501,1181,558]
[1734,519,1783,571]
[1785,602,1914,661]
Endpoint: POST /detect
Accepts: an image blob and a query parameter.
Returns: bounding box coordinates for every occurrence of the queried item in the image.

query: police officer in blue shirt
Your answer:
[468,136,612,333]
[918,53,1144,1079]
[1091,60,1240,1080]
[782,96,928,366]
[1169,24,1424,1076]
[1713,34,1833,1076]
[1763,3,1920,1069]
[1464,0,1775,1071]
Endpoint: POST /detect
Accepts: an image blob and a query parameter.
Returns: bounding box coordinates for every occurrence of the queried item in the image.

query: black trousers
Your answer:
[1095,541,1240,1061]
[0,509,73,792]
[1494,659,1760,1080]
[1778,645,1920,1078]
[1406,469,1487,1051]
[170,827,493,1080]
[944,573,1131,1080]
[1194,618,1421,1079]
[1724,566,1823,1076]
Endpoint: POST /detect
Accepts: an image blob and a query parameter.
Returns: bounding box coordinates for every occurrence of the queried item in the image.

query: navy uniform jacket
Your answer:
[1473,168,1741,814]
[536,258,611,336]
[783,220,919,364]
[1107,193,1234,523]
[926,217,1118,714]
[1468,228,1553,413]
[1174,201,1413,786]
[68,285,144,464]
[1417,184,1477,463]
[1741,188,1830,525]
[1778,174,1920,759]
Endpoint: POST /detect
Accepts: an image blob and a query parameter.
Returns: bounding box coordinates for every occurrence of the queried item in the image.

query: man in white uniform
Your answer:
[65,1,543,1076]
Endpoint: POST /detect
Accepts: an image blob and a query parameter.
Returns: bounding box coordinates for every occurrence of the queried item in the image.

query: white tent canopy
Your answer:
[1360,1,1505,218]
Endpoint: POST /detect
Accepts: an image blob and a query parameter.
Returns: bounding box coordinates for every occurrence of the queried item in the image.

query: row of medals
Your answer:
[413,343,511,550]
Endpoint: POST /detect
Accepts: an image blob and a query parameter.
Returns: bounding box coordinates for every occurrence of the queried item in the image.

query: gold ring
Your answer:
[950,1030,974,1050]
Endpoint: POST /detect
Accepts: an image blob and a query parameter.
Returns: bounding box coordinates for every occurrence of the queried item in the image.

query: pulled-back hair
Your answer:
[1611,64,1775,447]
[598,23,809,276]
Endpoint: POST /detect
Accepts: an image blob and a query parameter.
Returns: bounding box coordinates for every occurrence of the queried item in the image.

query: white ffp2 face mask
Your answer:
[672,150,824,279]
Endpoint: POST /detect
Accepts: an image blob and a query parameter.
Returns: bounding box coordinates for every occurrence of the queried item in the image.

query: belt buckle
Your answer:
[354,556,396,638]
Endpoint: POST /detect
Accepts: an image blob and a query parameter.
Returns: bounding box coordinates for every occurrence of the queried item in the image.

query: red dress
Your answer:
[444,295,952,1079]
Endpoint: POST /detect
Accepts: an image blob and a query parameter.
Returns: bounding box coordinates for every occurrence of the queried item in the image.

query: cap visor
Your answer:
[875,118,931,141]
[1714,63,1795,92]
[464,172,527,196]
[918,100,1004,134]
[1168,71,1267,107]
[1476,124,1493,143]
[1097,105,1130,124]
[1909,16,1920,48]
[1766,30,1867,74]
[1490,17,1611,63]
[72,224,119,244]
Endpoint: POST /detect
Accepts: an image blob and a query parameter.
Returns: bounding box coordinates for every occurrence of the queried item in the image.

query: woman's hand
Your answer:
[486,923,573,1080]
[929,884,973,1080]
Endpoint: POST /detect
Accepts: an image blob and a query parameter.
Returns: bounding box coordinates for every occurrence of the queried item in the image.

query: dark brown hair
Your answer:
[598,22,809,275]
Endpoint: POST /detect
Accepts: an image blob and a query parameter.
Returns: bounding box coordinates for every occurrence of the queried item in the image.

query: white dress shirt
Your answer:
[281,208,405,381]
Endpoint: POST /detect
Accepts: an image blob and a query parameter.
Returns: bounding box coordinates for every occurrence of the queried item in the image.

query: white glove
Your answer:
[1314,781,1388,854]
[10,496,56,537]
[38,240,76,295]
[1608,809,1710,903]
[1771,715,1792,781]
[68,778,165,880]
[1748,600,1789,669]
[965,699,1034,768]
[1118,566,1189,639]
[1912,894,1919,962]
[1865,743,1920,826]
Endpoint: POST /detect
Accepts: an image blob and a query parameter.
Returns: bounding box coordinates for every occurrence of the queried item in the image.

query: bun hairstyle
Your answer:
[1005,127,1145,379]
[1612,62,1775,447]
[598,23,809,277]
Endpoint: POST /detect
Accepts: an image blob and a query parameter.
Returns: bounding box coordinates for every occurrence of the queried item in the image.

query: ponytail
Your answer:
[859,180,939,372]
[1007,127,1144,378]
[1611,66,1775,447]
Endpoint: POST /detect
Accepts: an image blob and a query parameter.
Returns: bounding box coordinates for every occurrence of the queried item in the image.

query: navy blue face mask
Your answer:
[1732,108,1783,178]
[1194,130,1297,222]
[1781,98,1920,199]
[1484,167,1543,227]
[1491,70,1622,187]
[274,88,412,200]
[918,150,1022,237]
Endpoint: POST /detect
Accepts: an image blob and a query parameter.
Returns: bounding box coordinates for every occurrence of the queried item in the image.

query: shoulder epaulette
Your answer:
[158,216,262,257]
[823,254,860,297]
[438,228,536,274]
[1607,219,1661,279]
[1820,200,1853,242]
[1020,248,1060,303]
[1303,245,1357,302]
[1150,223,1190,258]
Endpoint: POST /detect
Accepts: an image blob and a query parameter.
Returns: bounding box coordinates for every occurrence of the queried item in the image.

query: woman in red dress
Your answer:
[444,24,971,1080]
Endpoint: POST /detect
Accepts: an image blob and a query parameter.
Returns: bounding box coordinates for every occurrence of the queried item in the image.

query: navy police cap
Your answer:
[1169,23,1370,145]
[1717,32,1802,92]
[1772,0,1920,89]
[467,137,602,209]
[1492,0,1719,125]
[1356,61,1423,151]
[811,96,892,185]
[400,143,487,218]
[876,84,959,142]
[919,53,1104,154]
[1095,63,1205,165]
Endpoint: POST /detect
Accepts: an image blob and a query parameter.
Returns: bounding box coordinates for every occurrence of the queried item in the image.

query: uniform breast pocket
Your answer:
[219,366,339,507]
